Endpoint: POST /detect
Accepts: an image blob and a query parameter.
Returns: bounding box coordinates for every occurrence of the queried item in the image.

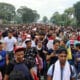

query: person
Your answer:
[60,40,66,48]
[75,43,80,76]
[4,30,17,61]
[36,41,46,79]
[4,46,33,80]
[0,41,7,78]
[24,39,39,79]
[47,48,76,80]
[46,40,60,67]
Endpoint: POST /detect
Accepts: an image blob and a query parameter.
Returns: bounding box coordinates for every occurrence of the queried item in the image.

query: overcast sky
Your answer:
[0,0,79,19]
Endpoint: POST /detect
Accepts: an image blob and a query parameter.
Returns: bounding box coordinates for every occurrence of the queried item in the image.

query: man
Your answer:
[4,46,33,80]
[47,48,76,80]
[24,39,38,79]
[46,40,60,66]
[4,30,17,61]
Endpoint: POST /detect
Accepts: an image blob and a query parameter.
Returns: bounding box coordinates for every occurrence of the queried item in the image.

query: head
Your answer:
[76,43,80,51]
[39,32,45,41]
[70,35,76,40]
[37,41,42,48]
[14,47,25,62]
[53,40,60,50]
[8,31,13,38]
[52,33,56,39]
[25,39,32,48]
[60,40,66,47]
[58,48,67,65]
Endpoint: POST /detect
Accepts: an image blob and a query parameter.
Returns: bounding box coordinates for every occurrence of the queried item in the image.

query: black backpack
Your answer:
[9,62,33,80]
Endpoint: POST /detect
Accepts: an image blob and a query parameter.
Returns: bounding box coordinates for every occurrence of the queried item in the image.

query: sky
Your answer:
[0,0,79,19]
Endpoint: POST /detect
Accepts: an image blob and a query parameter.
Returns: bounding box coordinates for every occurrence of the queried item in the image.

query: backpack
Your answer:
[9,62,33,80]
[36,55,43,70]
[52,64,73,79]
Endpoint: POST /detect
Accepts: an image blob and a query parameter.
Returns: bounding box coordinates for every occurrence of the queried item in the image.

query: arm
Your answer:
[46,53,55,61]
[6,54,9,65]
[47,65,53,80]
[4,75,9,80]
[47,75,52,80]
[71,66,76,80]
[3,38,7,50]
[4,62,14,80]
[71,78,75,80]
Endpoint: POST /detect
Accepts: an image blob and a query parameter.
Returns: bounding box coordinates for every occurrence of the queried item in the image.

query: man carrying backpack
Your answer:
[4,46,33,80]
[47,48,76,80]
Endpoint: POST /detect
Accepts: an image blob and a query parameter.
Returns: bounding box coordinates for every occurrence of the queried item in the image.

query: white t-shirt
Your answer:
[47,40,53,49]
[4,37,17,51]
[22,40,26,48]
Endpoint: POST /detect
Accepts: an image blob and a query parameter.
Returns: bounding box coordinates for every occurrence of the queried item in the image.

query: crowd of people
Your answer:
[0,23,79,80]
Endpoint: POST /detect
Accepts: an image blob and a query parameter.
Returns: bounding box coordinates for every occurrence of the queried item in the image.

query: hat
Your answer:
[58,48,67,54]
[25,39,31,44]
[14,46,25,53]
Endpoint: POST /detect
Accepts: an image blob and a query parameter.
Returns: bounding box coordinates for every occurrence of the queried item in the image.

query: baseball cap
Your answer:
[25,39,31,44]
[14,46,25,53]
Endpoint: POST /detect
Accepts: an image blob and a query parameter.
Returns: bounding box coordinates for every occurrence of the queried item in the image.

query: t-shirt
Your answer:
[48,49,58,65]
[5,60,29,75]
[25,47,38,69]
[47,40,53,49]
[4,37,17,51]
[37,47,46,60]
[5,60,33,80]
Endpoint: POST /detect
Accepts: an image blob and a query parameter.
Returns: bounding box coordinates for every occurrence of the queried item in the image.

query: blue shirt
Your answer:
[0,50,6,67]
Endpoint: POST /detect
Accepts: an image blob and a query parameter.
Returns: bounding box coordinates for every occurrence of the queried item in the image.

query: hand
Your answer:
[43,50,48,54]
[50,53,55,57]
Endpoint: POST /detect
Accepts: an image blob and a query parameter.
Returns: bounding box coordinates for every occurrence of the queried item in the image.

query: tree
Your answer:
[64,7,74,17]
[17,6,40,23]
[50,7,77,27]
[50,12,62,25]
[74,1,80,27]
[42,16,48,23]
[0,3,15,22]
